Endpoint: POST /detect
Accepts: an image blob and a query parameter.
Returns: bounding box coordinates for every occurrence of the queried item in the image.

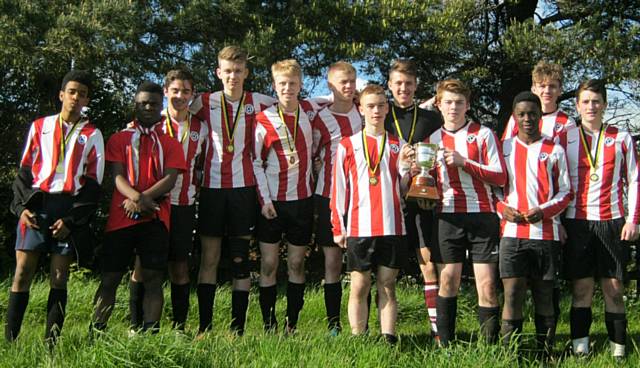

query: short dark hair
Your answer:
[389,59,417,79]
[512,91,542,111]
[164,69,195,89]
[135,81,164,97]
[61,70,93,95]
[576,79,607,103]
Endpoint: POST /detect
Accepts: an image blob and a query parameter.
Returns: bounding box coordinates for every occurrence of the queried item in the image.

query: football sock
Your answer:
[5,291,29,341]
[324,282,342,330]
[170,282,190,330]
[197,283,217,333]
[230,290,250,335]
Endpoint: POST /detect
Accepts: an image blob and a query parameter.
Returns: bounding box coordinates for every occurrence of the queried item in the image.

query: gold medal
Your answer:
[221,93,245,154]
[227,144,234,153]
[362,130,386,186]
[590,173,599,182]
[369,176,378,186]
[579,125,605,183]
[289,155,296,165]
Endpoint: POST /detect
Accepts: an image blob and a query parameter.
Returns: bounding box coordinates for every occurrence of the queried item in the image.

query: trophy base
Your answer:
[406,176,439,201]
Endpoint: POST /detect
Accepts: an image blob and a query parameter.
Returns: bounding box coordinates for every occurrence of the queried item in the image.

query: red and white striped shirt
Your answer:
[331,131,409,237]
[312,105,363,197]
[154,114,208,206]
[253,101,319,205]
[20,114,105,194]
[190,91,275,188]
[563,125,640,224]
[496,137,573,240]
[502,109,575,145]
[105,122,187,232]
[426,122,507,213]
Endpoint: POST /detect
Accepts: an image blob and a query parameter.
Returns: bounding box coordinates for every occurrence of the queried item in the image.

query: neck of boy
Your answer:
[223,88,244,102]
[517,131,542,145]
[392,98,413,109]
[365,124,385,136]
[330,99,353,114]
[542,102,558,114]
[581,119,603,133]
[443,118,466,132]
[60,110,81,124]
[279,100,299,113]
[168,105,188,122]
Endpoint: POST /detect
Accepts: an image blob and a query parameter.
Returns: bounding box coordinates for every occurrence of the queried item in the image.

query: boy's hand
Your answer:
[333,234,347,248]
[19,209,39,229]
[524,207,543,224]
[443,149,466,167]
[261,203,277,219]
[50,219,70,240]
[503,206,524,223]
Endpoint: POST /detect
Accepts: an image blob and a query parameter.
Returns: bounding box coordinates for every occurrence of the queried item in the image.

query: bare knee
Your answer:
[287,255,305,277]
[261,255,278,278]
[12,264,37,291]
[168,261,189,284]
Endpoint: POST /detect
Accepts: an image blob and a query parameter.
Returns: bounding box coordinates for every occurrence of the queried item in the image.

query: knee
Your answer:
[229,238,250,280]
[572,283,593,303]
[603,283,625,303]
[287,256,305,276]
[260,256,278,277]
[50,274,69,290]
[168,262,189,284]
[351,281,371,299]
[439,273,459,293]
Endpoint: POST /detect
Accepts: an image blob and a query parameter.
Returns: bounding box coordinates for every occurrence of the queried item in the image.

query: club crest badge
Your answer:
[245,104,255,115]
[77,134,87,145]
[190,131,199,141]
[604,136,615,147]
[539,152,549,161]
[390,143,400,153]
[466,134,476,143]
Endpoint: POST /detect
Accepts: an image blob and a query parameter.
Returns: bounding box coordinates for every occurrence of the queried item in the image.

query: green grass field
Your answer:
[0,273,638,367]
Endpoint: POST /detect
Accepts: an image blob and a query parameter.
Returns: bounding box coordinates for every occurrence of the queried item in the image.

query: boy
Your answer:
[6,70,104,344]
[384,59,442,338]
[425,79,506,346]
[496,91,572,354]
[91,81,186,333]
[330,84,412,344]
[311,61,362,334]
[562,80,639,359]
[253,59,319,333]
[189,46,275,335]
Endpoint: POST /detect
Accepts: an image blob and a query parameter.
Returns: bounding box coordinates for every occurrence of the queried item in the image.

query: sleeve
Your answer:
[19,123,37,168]
[10,167,36,217]
[105,134,126,164]
[252,116,272,207]
[312,114,331,159]
[539,147,573,219]
[462,131,507,186]
[60,177,101,230]
[253,93,278,113]
[189,93,209,122]
[84,129,105,185]
[164,138,187,172]
[330,142,349,237]
[493,187,507,219]
[622,134,640,224]
[501,115,516,141]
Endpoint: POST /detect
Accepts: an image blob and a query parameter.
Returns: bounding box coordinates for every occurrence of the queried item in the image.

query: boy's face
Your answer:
[576,90,606,125]
[164,79,194,112]
[59,81,89,116]
[359,93,388,127]
[328,70,356,103]
[437,91,469,125]
[514,101,542,138]
[388,71,416,107]
[216,59,249,92]
[273,73,301,105]
[134,91,163,125]
[531,78,561,109]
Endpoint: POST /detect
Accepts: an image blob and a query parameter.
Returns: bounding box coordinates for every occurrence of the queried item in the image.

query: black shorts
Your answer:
[346,236,407,272]
[198,186,257,237]
[101,221,170,272]
[563,218,630,281]
[258,198,313,246]
[499,237,558,280]
[404,201,434,249]
[314,195,335,247]
[15,193,75,256]
[431,212,500,264]
[169,204,196,262]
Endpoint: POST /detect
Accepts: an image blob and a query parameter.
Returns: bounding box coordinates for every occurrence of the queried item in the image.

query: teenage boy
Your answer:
[311,61,362,335]
[6,70,104,344]
[384,58,442,338]
[189,46,275,336]
[502,61,576,143]
[330,84,412,344]
[562,79,639,359]
[496,92,572,354]
[425,79,507,346]
[128,69,209,331]
[254,59,321,333]
[91,81,186,333]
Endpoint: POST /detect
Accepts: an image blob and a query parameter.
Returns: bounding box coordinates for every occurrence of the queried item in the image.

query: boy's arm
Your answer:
[330,143,349,247]
[460,131,507,186]
[252,116,275,217]
[538,148,573,220]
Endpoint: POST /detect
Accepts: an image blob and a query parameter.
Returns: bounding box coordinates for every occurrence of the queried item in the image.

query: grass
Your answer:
[0,274,639,367]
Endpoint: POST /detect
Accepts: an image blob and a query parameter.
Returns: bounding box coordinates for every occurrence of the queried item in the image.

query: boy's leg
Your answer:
[348,270,372,335]
[531,279,556,353]
[601,278,627,358]
[376,265,399,338]
[474,262,500,343]
[92,271,126,328]
[570,277,595,354]
[168,204,195,331]
[5,250,40,341]
[259,241,279,331]
[129,257,144,330]
[229,236,252,335]
[197,235,221,334]
[436,262,462,346]
[285,242,306,332]
[45,253,73,343]
[141,267,165,333]
[417,247,438,337]
[323,246,343,332]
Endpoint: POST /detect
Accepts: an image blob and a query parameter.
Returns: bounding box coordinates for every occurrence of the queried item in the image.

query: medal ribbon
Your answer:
[362,130,386,177]
[57,114,81,170]
[277,105,299,152]
[221,92,246,148]
[165,109,191,144]
[391,103,417,144]
[579,124,605,174]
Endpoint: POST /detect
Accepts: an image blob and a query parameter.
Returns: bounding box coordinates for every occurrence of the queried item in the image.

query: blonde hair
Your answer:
[359,84,386,102]
[271,59,302,80]
[532,61,563,86]
[328,61,356,76]
[389,59,417,79]
[218,45,248,64]
[435,79,471,103]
